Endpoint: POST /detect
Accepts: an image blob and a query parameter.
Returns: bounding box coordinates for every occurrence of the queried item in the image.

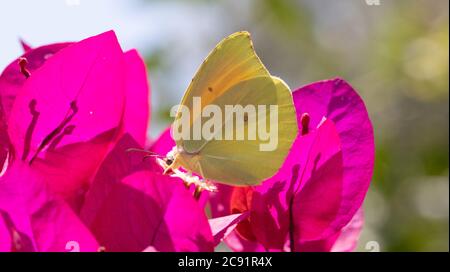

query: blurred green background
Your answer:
[0,0,448,252]
[144,0,449,252]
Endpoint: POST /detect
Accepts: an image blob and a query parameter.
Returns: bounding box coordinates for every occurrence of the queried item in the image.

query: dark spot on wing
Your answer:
[208,87,213,92]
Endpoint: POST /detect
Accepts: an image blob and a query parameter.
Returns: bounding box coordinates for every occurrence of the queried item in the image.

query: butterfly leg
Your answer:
[197,162,217,193]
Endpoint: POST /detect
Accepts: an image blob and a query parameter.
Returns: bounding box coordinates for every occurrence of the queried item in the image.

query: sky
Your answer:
[0,0,177,69]
[0,0,224,135]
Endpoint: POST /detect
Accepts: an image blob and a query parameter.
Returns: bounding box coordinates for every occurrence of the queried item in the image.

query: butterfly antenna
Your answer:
[126,148,165,161]
[142,154,165,161]
[126,148,163,155]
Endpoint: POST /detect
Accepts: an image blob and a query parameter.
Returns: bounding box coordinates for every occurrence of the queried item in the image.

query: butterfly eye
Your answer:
[165,158,174,165]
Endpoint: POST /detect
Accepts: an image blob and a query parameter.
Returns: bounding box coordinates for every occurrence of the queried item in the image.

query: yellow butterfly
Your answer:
[159,31,298,188]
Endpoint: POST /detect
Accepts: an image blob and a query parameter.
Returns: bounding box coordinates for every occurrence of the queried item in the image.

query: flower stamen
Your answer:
[18,57,31,78]
[300,113,310,135]
[29,101,78,164]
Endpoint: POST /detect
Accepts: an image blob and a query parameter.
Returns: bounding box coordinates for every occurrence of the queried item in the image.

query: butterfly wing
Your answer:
[174,31,270,151]
[173,32,298,185]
